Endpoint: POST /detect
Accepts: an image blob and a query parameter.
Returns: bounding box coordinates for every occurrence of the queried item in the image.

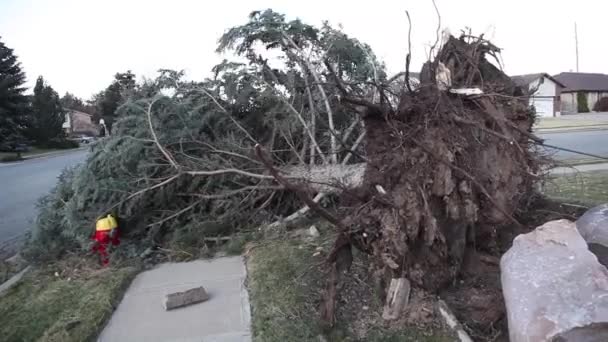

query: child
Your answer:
[93,214,120,266]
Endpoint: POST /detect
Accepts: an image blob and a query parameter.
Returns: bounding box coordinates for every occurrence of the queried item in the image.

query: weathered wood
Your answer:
[437,299,473,342]
[282,163,365,193]
[164,286,209,310]
[382,278,410,320]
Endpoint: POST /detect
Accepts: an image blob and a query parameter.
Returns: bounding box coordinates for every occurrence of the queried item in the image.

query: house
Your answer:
[553,72,608,114]
[511,73,565,117]
[62,109,99,136]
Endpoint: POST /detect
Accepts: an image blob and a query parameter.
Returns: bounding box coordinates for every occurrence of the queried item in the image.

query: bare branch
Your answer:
[197,88,258,145]
[404,10,414,93]
[260,69,328,164]
[103,174,181,215]
[428,0,442,59]
[302,74,318,165]
[147,199,203,227]
[144,97,179,170]
[185,168,273,179]
[282,31,338,164]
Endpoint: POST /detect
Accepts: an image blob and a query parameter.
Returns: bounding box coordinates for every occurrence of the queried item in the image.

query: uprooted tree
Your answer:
[26,9,541,326]
[25,9,376,260]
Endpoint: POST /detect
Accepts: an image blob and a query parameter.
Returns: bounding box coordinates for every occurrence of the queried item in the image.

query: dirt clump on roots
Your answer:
[340,35,540,291]
[440,197,589,341]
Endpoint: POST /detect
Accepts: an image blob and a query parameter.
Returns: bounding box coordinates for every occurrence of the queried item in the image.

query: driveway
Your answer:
[0,150,87,256]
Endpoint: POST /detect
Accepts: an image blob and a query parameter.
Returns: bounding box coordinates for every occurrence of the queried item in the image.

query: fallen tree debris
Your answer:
[381,277,411,320]
[437,299,474,342]
[164,286,210,310]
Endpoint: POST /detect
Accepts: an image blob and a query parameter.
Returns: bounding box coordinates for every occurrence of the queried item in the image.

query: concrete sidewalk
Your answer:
[99,256,251,342]
[552,162,608,175]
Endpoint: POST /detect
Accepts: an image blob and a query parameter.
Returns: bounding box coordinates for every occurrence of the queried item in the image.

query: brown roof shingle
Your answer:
[553,72,608,92]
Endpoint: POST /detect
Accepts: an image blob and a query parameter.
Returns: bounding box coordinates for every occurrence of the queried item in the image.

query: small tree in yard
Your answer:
[0,36,29,148]
[577,91,590,113]
[28,76,66,145]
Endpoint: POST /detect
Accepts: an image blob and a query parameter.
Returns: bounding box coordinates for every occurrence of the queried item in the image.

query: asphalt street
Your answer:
[538,130,608,160]
[0,149,87,256]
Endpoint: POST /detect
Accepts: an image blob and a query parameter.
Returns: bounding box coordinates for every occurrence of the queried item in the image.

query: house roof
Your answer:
[511,73,566,88]
[553,72,608,92]
[64,108,93,117]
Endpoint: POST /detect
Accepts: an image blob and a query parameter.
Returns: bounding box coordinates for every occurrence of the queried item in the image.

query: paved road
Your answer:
[0,150,87,255]
[538,130,608,160]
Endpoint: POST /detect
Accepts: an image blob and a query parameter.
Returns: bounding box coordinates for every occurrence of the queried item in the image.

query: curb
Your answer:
[536,126,608,134]
[0,147,87,165]
[23,146,88,160]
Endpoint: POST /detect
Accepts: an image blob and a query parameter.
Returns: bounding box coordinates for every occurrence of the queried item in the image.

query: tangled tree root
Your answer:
[319,35,542,324]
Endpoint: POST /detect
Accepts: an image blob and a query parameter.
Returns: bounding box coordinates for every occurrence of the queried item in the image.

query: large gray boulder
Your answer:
[501,219,608,342]
[577,203,608,266]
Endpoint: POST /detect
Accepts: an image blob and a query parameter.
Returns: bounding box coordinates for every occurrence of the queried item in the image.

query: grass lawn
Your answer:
[246,233,454,342]
[0,258,137,342]
[544,170,608,206]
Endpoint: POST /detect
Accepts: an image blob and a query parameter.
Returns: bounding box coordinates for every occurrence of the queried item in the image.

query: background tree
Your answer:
[60,92,95,113]
[0,36,29,147]
[96,70,136,134]
[27,76,66,144]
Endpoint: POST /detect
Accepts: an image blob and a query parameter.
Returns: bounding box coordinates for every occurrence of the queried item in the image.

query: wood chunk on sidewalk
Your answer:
[164,286,209,310]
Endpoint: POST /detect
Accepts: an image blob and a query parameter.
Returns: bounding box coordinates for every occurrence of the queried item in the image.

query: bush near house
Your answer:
[593,97,608,112]
[577,92,590,112]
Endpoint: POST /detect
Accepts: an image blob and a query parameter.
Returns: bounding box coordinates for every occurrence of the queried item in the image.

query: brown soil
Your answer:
[440,197,588,341]
[336,35,540,295]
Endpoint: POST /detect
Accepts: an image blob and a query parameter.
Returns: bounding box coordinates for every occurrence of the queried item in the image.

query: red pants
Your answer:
[92,230,120,266]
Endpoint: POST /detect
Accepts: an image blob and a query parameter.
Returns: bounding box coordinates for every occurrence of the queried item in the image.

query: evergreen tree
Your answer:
[28,76,66,144]
[0,36,29,147]
[96,71,136,134]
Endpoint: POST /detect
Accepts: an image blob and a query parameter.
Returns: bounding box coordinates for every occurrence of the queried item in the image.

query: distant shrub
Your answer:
[577,92,590,113]
[593,97,608,112]
[0,154,23,163]
[41,138,80,149]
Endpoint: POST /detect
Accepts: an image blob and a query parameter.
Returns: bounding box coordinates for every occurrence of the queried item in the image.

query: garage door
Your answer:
[531,97,554,117]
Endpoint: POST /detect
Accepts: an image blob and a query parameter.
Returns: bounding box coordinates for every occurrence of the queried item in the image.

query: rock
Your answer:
[164,286,209,311]
[577,203,608,266]
[308,225,320,238]
[382,278,410,320]
[501,219,608,342]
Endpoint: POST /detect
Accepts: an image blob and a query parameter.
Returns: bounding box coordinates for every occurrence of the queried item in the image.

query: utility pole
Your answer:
[575,22,579,72]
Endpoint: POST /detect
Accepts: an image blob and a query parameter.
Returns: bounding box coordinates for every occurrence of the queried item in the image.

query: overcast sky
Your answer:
[1,0,605,99]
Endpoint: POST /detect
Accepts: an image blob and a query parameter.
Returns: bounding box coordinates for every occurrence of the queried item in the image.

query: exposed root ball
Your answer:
[343,35,540,291]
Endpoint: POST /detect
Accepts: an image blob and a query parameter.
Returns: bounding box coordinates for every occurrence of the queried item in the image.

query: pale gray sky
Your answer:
[1,0,605,98]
